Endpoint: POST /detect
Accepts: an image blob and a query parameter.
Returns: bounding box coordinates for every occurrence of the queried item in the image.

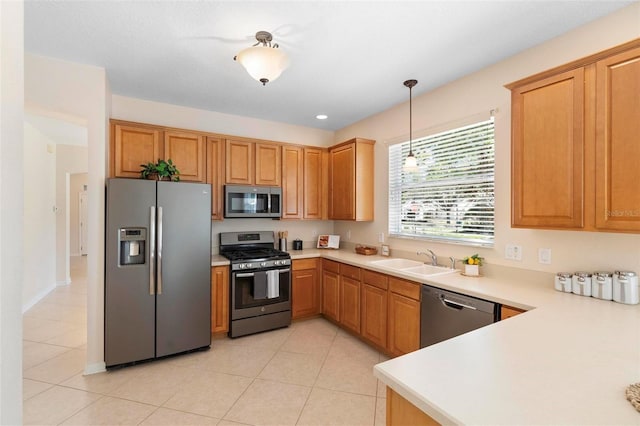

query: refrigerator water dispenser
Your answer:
[119,228,146,266]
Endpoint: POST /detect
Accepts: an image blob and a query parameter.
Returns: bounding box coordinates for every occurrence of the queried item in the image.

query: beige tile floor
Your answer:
[23,256,388,425]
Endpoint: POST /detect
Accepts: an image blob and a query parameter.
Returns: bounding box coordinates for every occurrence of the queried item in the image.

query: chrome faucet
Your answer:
[417,249,438,266]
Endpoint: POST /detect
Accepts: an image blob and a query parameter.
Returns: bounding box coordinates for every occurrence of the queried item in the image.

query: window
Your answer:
[389,118,495,246]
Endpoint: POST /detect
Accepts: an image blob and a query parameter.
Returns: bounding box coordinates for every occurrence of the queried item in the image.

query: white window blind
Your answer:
[389,118,495,246]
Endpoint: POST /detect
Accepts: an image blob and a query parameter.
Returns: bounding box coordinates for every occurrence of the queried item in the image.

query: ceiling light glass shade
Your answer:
[403,152,418,172]
[236,46,289,85]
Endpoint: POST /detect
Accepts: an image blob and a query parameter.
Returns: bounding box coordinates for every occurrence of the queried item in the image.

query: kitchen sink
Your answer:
[402,264,456,277]
[369,258,423,269]
[369,258,457,277]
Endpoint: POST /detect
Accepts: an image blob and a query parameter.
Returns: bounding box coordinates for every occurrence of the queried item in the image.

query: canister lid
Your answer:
[615,270,637,277]
[574,271,592,277]
[556,272,572,278]
[593,271,613,277]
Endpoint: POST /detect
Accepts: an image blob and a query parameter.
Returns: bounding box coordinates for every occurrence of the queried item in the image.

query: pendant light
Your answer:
[234,31,289,86]
[403,79,418,172]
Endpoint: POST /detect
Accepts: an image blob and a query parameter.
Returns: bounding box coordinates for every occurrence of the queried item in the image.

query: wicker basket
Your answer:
[355,245,378,255]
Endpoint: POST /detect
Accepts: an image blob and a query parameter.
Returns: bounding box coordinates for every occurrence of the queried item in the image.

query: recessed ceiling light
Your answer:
[316,114,328,120]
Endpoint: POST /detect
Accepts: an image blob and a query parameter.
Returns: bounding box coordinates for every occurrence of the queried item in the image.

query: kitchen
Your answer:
[8,1,640,424]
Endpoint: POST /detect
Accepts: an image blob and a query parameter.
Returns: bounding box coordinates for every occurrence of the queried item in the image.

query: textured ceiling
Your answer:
[25,1,633,131]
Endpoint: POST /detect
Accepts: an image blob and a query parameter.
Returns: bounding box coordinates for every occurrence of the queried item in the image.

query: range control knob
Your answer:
[274,260,281,266]
[260,262,268,267]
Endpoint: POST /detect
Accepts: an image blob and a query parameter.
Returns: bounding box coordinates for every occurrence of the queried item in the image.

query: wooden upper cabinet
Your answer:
[255,143,281,186]
[329,138,375,221]
[304,147,326,220]
[507,38,640,234]
[112,123,162,178]
[206,137,225,220]
[225,139,253,184]
[224,139,281,186]
[510,68,586,229]
[595,46,640,232]
[164,130,205,182]
[282,145,303,219]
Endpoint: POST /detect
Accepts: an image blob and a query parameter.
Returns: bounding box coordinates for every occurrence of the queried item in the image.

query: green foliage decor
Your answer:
[462,254,483,266]
[140,159,180,181]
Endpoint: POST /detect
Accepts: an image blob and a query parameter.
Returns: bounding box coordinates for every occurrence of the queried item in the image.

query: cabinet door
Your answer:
[304,147,325,219]
[292,266,320,319]
[340,275,361,333]
[388,292,420,357]
[511,68,585,229]
[282,145,303,219]
[113,124,162,178]
[164,131,205,182]
[211,266,229,333]
[206,137,224,220]
[225,139,253,184]
[595,47,640,231]
[322,269,340,322]
[361,283,387,348]
[329,142,355,220]
[255,143,281,186]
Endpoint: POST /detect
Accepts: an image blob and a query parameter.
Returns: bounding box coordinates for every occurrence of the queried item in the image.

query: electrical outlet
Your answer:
[378,232,385,243]
[538,248,552,264]
[311,229,317,238]
[505,244,523,261]
[346,230,351,240]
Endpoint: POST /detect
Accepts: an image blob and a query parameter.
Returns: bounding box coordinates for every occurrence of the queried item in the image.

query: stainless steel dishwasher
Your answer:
[420,284,498,348]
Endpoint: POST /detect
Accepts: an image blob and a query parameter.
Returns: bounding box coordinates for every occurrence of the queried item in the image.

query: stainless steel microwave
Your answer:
[224,185,281,218]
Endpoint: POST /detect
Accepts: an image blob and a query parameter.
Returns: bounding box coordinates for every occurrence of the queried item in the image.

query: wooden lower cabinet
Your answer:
[211,266,229,334]
[340,275,361,333]
[501,305,526,320]
[361,269,388,349]
[292,258,320,319]
[321,260,340,322]
[387,387,440,426]
[388,278,421,357]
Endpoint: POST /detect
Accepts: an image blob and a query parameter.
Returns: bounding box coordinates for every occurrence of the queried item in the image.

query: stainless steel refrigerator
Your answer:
[105,178,211,368]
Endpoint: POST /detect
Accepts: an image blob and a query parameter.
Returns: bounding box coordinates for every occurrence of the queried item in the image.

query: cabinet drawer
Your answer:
[340,264,361,281]
[293,258,319,271]
[322,259,340,274]
[389,277,420,301]
[362,270,388,290]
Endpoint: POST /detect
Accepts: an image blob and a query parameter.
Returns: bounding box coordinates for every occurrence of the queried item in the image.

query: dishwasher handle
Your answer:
[440,295,477,311]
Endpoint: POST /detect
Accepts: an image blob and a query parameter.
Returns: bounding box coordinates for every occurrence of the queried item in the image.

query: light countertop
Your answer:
[211,248,640,423]
[285,249,640,424]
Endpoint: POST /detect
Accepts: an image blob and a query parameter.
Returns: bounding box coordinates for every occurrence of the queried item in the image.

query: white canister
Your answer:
[572,272,592,297]
[613,271,639,305]
[555,272,573,293]
[592,271,613,300]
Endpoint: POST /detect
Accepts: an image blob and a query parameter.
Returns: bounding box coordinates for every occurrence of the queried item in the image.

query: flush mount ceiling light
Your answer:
[316,114,328,120]
[403,79,418,173]
[234,31,289,86]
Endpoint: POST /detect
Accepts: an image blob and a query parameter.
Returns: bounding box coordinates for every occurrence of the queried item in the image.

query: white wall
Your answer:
[56,145,88,282]
[0,0,24,422]
[25,54,110,374]
[334,3,640,275]
[111,95,335,147]
[23,122,56,310]
[70,173,88,256]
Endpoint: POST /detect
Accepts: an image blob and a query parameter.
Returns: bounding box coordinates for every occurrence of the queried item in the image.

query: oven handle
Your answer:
[235,268,290,278]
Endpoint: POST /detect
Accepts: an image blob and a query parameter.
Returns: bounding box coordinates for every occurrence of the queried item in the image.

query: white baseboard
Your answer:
[56,278,71,286]
[84,362,107,375]
[22,282,57,313]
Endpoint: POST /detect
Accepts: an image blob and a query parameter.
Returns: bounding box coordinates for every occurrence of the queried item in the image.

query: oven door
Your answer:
[231,267,291,320]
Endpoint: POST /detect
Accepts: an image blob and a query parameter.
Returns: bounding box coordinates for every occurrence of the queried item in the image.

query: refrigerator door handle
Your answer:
[157,206,163,295]
[149,206,156,295]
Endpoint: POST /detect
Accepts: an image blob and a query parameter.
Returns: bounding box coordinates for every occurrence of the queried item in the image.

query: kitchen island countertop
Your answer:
[287,248,640,424]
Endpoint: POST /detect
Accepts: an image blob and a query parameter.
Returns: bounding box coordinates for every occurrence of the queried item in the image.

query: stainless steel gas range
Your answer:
[219,231,292,338]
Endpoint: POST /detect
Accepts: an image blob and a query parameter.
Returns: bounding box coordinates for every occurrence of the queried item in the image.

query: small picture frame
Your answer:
[381,244,390,257]
[317,234,340,249]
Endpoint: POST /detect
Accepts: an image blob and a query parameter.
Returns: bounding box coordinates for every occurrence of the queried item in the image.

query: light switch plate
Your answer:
[505,244,523,261]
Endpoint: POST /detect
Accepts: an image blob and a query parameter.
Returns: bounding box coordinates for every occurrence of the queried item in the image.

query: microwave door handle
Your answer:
[268,192,272,212]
